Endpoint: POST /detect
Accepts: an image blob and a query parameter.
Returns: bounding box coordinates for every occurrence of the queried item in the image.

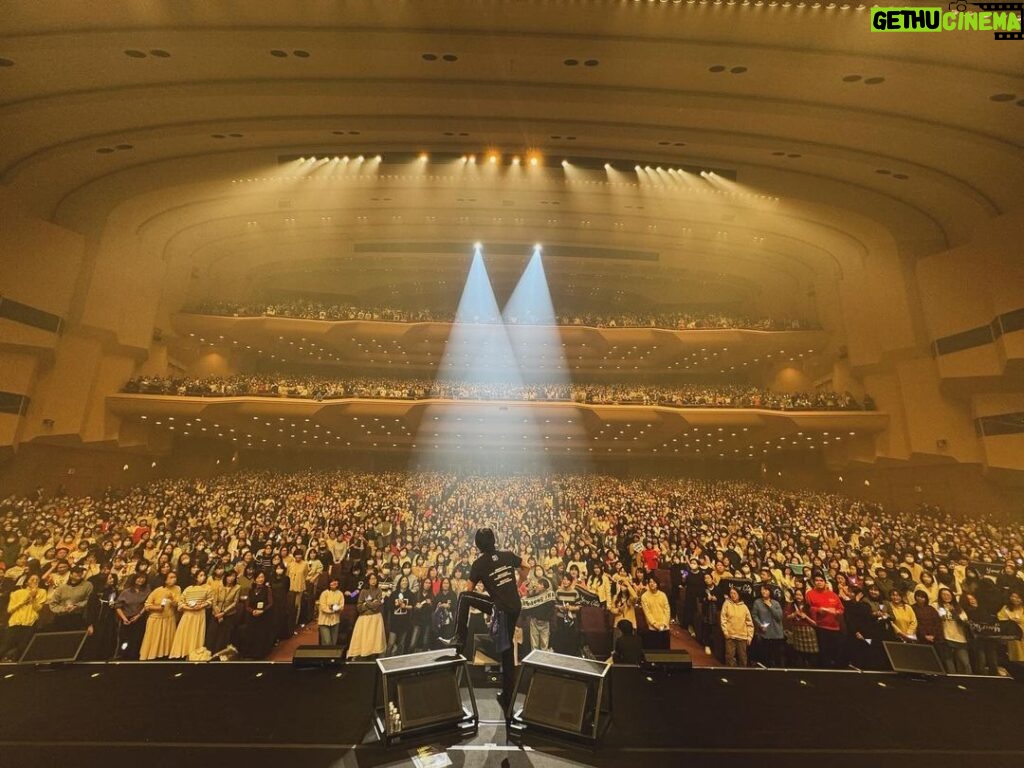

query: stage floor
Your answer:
[1,660,1021,768]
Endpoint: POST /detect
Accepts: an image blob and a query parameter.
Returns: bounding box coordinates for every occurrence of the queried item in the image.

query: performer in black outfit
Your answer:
[441,528,529,710]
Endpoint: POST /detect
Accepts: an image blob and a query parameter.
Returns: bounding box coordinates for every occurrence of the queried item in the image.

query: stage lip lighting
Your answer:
[534,243,543,251]
[474,241,483,249]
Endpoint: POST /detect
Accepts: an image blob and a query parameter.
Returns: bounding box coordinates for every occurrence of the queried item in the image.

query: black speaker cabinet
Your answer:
[291,645,345,669]
[373,649,478,747]
[19,630,88,663]
[509,649,612,746]
[883,641,945,677]
[642,649,693,671]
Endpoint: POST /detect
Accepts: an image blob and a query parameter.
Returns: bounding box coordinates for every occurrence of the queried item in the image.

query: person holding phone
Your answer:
[114,572,151,660]
[140,571,180,660]
[752,584,785,667]
[317,576,344,647]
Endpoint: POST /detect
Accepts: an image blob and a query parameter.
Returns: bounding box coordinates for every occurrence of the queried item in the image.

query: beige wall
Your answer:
[191,347,236,378]
[767,363,812,393]
[0,188,84,316]
[916,210,1024,341]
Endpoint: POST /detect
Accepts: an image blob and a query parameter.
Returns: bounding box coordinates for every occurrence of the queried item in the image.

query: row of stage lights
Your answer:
[296,152,722,178]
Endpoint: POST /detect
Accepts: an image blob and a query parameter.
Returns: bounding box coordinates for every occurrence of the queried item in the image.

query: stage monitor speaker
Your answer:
[642,649,693,671]
[374,650,478,746]
[19,630,88,663]
[292,645,345,669]
[522,671,589,733]
[511,650,612,745]
[396,668,464,730]
[883,641,945,677]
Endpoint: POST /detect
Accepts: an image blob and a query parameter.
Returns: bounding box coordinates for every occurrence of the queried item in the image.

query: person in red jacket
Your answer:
[641,541,660,574]
[805,573,845,668]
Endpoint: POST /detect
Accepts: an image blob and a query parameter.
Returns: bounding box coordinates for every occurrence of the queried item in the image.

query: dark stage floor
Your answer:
[1,660,1021,768]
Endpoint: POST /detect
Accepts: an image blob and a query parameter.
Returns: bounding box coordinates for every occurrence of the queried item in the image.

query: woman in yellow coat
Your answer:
[140,572,181,660]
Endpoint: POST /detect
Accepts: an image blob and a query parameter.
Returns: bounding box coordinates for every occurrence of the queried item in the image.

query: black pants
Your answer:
[452,591,519,706]
[815,628,844,669]
[758,637,786,668]
[53,613,86,632]
[116,618,147,660]
[0,625,35,661]
[640,629,671,650]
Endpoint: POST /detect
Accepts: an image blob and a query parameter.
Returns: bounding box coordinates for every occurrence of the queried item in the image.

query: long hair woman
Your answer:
[140,571,180,660]
[207,569,241,655]
[114,572,151,660]
[242,571,275,659]
[349,572,386,659]
[385,574,412,656]
[431,577,457,645]
[170,568,212,659]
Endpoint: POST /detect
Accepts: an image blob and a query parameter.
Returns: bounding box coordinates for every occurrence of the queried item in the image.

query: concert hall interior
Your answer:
[1,2,1023,767]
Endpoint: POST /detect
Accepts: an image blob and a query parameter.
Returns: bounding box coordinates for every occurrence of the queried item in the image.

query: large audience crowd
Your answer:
[1,472,1021,674]
[122,374,873,411]
[187,299,817,332]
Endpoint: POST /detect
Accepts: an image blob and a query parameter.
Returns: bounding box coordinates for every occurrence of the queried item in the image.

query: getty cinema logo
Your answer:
[871,3,1023,39]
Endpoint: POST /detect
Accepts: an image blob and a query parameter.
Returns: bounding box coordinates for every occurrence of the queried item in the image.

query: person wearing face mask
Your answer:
[0,574,47,662]
[170,569,212,659]
[140,572,181,660]
[270,562,291,640]
[82,568,120,660]
[47,566,93,631]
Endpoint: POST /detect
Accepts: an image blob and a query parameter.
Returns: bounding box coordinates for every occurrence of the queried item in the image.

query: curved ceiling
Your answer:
[1,0,1022,315]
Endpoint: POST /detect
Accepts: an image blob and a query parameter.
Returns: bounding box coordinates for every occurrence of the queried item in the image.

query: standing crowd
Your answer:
[1,472,1021,676]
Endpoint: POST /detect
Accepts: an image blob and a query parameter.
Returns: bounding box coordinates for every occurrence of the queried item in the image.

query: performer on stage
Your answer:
[440,528,529,710]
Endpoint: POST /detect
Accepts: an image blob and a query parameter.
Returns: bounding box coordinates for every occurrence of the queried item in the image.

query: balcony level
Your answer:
[108,393,887,461]
[171,313,829,376]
